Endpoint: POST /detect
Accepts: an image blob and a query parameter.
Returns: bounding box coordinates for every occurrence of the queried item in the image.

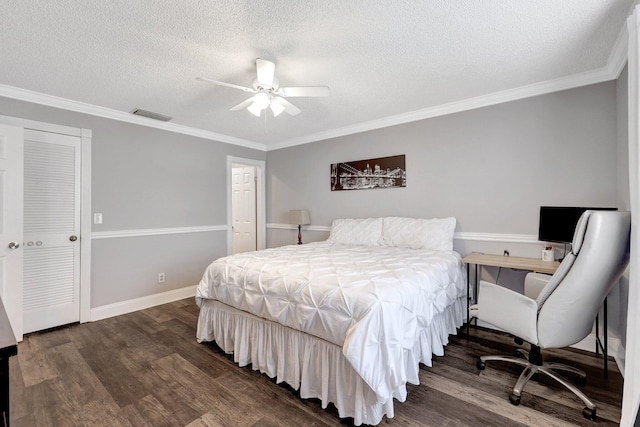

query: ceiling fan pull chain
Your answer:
[264,109,268,134]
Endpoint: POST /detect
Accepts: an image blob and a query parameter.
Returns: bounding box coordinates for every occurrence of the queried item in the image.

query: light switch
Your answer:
[94,213,103,225]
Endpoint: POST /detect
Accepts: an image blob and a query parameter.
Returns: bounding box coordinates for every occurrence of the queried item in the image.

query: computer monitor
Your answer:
[538,206,617,244]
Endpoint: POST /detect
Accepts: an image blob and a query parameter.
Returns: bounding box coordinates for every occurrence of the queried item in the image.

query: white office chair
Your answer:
[470,211,631,420]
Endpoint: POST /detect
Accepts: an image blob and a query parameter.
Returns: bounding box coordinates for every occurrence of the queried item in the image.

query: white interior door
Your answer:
[232,166,257,254]
[22,129,81,334]
[0,124,24,341]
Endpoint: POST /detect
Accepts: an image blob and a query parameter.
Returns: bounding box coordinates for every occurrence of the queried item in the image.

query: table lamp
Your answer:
[289,209,311,245]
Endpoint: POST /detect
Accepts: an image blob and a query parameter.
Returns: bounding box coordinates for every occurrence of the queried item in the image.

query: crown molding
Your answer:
[0,16,629,153]
[266,19,630,151]
[0,62,622,154]
[267,65,619,151]
[608,22,630,79]
[0,83,266,151]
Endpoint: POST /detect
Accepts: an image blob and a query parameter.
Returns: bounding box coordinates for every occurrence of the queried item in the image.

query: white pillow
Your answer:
[327,218,383,246]
[381,217,456,251]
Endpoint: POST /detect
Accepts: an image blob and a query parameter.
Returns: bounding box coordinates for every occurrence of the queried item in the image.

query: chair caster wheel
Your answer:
[575,376,587,388]
[477,360,486,370]
[509,393,521,406]
[582,407,596,421]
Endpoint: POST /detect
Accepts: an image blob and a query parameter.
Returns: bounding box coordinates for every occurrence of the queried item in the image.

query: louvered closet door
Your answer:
[23,129,81,334]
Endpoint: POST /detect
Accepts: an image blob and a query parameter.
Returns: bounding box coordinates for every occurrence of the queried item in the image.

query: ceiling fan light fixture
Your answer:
[247,92,272,117]
[247,101,263,117]
[270,100,286,117]
[253,92,270,109]
[198,58,329,119]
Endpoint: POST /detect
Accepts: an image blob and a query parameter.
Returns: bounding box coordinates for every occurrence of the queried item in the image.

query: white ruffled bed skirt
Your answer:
[196,297,465,426]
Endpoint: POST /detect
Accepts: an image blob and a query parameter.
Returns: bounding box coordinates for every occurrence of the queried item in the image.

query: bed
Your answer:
[195,217,467,425]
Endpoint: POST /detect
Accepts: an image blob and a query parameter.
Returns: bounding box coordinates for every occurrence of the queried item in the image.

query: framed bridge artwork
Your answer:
[330,154,406,191]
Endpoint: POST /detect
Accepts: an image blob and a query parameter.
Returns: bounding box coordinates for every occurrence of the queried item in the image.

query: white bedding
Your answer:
[196,241,466,405]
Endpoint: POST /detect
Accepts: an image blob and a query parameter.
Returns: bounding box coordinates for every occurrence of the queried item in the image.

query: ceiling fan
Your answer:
[197,58,329,117]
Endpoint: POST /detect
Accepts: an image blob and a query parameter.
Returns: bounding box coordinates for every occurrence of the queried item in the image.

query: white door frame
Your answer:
[0,114,92,325]
[226,156,265,254]
[0,123,24,341]
[623,8,640,426]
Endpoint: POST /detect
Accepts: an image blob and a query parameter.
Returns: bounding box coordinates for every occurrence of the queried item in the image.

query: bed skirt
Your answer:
[196,297,465,426]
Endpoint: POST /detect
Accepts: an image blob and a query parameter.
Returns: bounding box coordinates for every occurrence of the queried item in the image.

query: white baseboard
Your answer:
[90,285,197,321]
[614,344,626,377]
[571,334,626,376]
[570,333,618,354]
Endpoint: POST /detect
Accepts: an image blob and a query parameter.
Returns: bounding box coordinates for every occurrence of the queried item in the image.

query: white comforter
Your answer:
[196,242,466,402]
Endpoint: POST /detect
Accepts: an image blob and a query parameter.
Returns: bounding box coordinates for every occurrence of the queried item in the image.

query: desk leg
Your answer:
[466,262,470,339]
[465,263,479,339]
[0,357,8,427]
[595,298,608,378]
[474,264,479,303]
[595,312,599,356]
[474,264,479,329]
[604,298,608,378]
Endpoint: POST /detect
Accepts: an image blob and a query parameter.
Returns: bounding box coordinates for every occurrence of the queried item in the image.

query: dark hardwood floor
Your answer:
[10,298,622,426]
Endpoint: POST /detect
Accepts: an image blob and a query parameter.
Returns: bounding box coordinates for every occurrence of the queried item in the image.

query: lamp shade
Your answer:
[289,209,310,226]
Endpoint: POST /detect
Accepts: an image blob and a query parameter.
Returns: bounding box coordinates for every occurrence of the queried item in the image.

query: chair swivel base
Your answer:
[477,350,596,421]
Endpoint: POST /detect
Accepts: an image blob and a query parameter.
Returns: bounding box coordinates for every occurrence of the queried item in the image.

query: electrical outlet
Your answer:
[93,213,103,225]
[158,272,165,283]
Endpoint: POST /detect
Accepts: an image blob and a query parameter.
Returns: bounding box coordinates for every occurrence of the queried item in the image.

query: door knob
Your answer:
[69,235,78,242]
[8,242,20,249]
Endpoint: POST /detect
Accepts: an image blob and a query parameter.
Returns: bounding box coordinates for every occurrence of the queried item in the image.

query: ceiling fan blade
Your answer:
[275,97,301,116]
[196,77,255,93]
[278,86,330,97]
[229,97,255,111]
[256,58,276,88]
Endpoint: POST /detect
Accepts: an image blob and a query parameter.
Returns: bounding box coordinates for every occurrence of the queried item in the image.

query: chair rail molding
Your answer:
[266,223,539,244]
[92,225,227,239]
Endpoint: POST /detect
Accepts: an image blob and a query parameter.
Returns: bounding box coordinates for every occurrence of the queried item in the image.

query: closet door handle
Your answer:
[69,235,78,242]
[8,242,20,249]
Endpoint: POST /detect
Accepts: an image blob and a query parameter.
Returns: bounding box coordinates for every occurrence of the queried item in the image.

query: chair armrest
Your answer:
[473,280,539,345]
[524,272,552,299]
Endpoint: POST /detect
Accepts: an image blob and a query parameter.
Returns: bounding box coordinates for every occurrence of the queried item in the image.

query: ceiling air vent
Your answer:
[130,108,173,122]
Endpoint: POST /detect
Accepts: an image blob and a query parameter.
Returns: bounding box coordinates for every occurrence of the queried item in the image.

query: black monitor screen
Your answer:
[538,206,616,243]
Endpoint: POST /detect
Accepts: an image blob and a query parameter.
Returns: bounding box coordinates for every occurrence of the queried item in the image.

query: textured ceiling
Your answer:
[0,1,634,150]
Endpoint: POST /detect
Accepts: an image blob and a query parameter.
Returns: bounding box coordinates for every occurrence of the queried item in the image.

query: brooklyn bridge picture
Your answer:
[330,155,406,191]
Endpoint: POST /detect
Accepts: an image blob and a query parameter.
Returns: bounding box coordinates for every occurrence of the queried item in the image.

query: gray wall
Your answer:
[266,80,623,331]
[0,77,627,344]
[91,122,239,231]
[267,82,619,236]
[0,96,265,308]
[91,231,226,306]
